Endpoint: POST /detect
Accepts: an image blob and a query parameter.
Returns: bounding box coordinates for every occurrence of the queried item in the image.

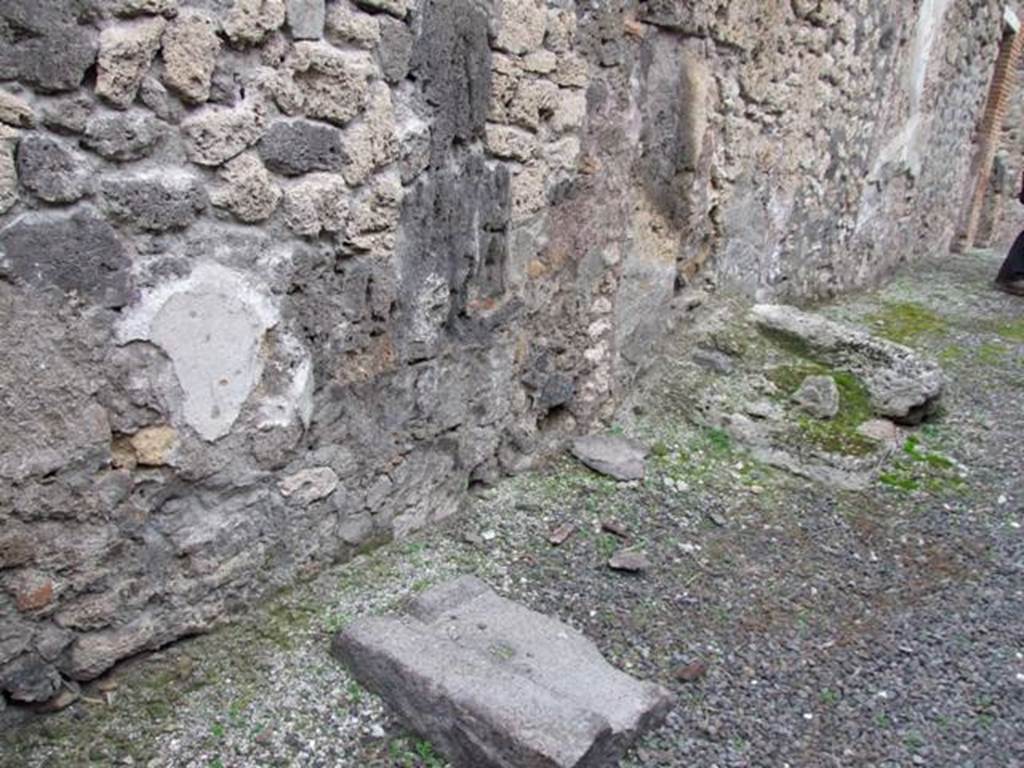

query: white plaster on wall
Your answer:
[118,264,280,441]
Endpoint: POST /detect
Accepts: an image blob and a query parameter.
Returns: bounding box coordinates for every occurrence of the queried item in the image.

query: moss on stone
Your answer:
[768,365,876,457]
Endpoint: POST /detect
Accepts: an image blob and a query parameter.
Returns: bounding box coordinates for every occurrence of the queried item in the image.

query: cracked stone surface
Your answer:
[333,576,672,767]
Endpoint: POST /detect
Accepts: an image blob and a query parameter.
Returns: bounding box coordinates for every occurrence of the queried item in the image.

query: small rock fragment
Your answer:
[161,8,222,104]
[706,511,727,528]
[792,374,840,420]
[608,550,651,573]
[673,660,708,682]
[17,134,91,203]
[35,685,80,713]
[570,435,648,481]
[485,123,538,162]
[744,400,783,421]
[856,418,900,444]
[0,90,33,128]
[104,0,179,16]
[128,425,176,466]
[601,519,629,539]
[139,76,181,123]
[548,523,575,546]
[95,17,167,109]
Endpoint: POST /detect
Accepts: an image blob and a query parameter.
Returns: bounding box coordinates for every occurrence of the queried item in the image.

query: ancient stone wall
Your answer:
[0,0,1005,707]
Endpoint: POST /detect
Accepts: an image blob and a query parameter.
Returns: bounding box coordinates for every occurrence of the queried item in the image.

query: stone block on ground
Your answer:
[570,435,648,481]
[332,576,672,768]
[751,304,944,424]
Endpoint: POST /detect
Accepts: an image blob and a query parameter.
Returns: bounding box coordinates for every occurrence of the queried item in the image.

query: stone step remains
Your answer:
[751,304,944,424]
[332,576,673,767]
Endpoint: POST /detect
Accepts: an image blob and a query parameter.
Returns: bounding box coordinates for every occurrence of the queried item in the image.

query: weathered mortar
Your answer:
[0,0,1006,707]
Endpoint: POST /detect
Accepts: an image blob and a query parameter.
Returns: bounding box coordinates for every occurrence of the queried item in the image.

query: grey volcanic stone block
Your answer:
[17,134,91,203]
[82,111,167,161]
[332,576,672,768]
[0,0,98,93]
[258,118,344,175]
[570,435,648,481]
[378,17,414,83]
[751,304,944,424]
[0,208,131,308]
[0,652,63,703]
[411,0,490,166]
[100,172,207,231]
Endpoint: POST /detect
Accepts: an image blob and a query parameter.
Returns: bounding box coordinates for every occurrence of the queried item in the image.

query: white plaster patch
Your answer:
[119,264,279,441]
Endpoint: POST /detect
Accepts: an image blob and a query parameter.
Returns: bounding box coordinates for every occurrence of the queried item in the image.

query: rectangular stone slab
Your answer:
[332,576,673,768]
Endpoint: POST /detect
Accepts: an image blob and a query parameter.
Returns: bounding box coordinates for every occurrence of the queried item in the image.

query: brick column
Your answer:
[956,23,1024,252]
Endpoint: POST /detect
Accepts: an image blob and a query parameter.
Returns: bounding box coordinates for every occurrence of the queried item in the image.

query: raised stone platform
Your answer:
[331,576,673,767]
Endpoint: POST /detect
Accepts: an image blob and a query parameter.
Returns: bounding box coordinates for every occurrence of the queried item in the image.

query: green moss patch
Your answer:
[767,365,876,456]
[878,434,964,495]
[992,318,1024,343]
[866,301,947,345]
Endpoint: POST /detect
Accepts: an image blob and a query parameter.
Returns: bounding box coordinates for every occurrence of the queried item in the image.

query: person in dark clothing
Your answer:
[996,170,1024,295]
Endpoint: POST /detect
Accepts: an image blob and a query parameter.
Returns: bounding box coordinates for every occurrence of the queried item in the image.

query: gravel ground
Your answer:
[2,252,1023,768]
